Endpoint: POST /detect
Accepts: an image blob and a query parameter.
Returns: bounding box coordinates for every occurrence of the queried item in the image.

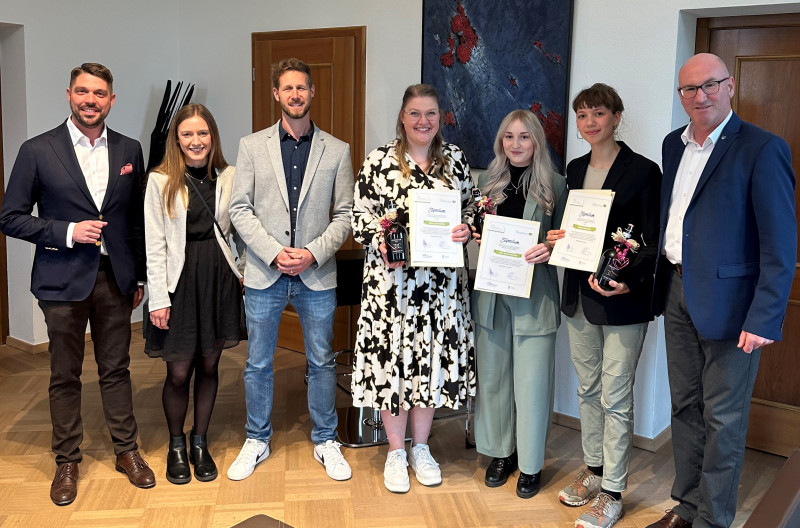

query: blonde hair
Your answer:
[482,109,555,215]
[154,104,228,218]
[394,84,450,182]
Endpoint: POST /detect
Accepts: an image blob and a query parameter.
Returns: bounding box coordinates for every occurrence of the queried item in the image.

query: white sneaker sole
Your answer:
[313,450,352,481]
[384,477,410,493]
[559,490,596,507]
[411,469,442,487]
[226,448,269,481]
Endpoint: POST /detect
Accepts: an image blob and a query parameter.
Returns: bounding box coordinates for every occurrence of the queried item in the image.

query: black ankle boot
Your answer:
[485,451,518,487]
[166,434,191,484]
[189,430,218,482]
[516,470,541,499]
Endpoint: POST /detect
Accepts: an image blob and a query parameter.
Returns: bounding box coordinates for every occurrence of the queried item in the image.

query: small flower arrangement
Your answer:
[477,196,495,216]
[610,227,640,268]
[380,210,398,234]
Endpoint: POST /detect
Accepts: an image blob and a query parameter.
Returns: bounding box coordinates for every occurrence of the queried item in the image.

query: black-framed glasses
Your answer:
[404,109,440,121]
[677,78,731,99]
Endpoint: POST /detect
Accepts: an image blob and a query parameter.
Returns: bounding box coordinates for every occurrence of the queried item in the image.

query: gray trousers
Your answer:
[474,293,556,475]
[665,271,760,528]
[565,298,647,492]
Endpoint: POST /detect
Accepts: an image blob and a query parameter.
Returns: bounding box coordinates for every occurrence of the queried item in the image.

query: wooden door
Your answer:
[252,27,365,353]
[697,14,800,456]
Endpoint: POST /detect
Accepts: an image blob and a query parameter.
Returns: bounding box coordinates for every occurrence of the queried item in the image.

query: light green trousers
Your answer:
[474,294,556,475]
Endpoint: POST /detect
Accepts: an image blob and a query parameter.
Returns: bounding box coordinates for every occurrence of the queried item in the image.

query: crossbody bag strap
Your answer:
[185,174,225,240]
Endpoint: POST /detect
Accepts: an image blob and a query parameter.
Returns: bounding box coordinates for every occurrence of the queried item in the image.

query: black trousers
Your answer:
[38,259,138,464]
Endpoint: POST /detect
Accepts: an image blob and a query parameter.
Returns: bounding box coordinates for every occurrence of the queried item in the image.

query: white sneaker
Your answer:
[313,440,352,481]
[408,443,442,486]
[384,448,410,493]
[227,438,269,481]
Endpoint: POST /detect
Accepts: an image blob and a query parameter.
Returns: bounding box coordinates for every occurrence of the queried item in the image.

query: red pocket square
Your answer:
[120,163,133,175]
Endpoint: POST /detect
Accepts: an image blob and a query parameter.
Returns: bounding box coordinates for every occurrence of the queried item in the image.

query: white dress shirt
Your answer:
[65,116,109,254]
[663,111,733,264]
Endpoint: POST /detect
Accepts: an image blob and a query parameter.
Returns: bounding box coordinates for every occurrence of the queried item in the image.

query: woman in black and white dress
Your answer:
[144,103,244,485]
[351,84,475,494]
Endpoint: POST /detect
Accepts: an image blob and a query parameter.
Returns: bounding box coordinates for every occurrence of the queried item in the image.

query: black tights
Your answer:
[163,351,222,437]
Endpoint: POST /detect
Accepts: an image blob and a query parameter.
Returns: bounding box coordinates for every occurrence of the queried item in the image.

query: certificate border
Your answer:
[474,214,540,298]
[408,189,465,268]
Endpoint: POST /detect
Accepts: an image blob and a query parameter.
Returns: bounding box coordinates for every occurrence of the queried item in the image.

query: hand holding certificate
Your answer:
[409,189,464,267]
[474,215,540,298]
[549,190,614,272]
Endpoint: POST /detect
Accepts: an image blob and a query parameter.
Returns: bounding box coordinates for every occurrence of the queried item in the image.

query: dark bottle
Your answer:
[471,188,486,235]
[385,203,408,263]
[594,224,635,291]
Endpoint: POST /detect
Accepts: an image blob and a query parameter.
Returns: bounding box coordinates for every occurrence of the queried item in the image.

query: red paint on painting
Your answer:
[439,1,478,67]
[442,111,455,127]
[530,103,564,158]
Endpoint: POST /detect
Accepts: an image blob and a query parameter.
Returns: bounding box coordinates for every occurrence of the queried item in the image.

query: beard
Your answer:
[280,99,311,120]
[71,103,106,129]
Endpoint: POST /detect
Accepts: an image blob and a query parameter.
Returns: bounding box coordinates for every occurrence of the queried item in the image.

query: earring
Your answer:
[576,130,583,140]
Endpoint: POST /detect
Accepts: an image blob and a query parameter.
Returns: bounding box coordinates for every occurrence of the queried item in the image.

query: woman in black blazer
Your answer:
[547,84,661,528]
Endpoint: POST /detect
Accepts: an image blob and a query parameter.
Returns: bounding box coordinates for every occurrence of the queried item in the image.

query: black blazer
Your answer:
[561,142,661,326]
[0,121,145,301]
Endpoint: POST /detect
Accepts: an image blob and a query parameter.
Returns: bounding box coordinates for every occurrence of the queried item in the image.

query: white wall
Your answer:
[3,0,800,439]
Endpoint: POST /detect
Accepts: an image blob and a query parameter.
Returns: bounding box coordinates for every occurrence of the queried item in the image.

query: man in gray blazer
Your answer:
[227,58,354,482]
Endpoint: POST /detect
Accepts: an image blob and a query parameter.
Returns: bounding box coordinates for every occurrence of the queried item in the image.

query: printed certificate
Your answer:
[474,215,540,298]
[408,189,464,267]
[549,189,615,272]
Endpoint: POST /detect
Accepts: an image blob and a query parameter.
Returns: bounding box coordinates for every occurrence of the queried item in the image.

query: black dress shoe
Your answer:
[516,470,541,499]
[189,430,218,482]
[166,434,191,485]
[484,451,518,487]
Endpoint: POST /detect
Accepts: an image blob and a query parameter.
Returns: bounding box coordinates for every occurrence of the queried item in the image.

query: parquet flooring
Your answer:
[0,333,783,528]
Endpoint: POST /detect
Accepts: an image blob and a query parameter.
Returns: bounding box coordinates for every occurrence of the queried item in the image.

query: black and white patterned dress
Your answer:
[351,139,476,415]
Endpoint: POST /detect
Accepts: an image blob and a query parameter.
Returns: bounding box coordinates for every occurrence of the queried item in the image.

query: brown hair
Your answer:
[69,63,113,92]
[394,84,449,182]
[572,83,624,114]
[154,103,228,218]
[271,58,313,89]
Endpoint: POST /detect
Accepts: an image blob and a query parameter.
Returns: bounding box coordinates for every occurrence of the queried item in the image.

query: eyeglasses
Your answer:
[677,78,731,99]
[404,110,440,121]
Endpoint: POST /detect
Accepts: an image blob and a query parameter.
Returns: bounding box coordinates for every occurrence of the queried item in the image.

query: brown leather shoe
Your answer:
[115,450,156,488]
[50,462,79,506]
[645,510,692,528]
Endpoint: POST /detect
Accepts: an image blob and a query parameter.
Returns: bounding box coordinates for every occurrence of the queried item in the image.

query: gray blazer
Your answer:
[144,166,244,311]
[229,121,354,291]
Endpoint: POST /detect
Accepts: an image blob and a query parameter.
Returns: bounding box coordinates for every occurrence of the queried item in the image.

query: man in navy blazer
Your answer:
[648,54,796,528]
[0,63,155,505]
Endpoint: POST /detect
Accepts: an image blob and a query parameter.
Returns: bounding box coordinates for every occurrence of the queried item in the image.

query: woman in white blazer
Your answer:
[144,104,245,485]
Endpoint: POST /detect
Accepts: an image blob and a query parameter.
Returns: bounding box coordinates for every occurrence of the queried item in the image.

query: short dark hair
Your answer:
[70,63,114,92]
[572,83,624,114]
[271,58,312,89]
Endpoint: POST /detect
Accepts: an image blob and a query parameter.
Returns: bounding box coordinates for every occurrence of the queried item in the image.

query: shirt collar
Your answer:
[680,110,733,148]
[66,116,108,147]
[279,121,314,142]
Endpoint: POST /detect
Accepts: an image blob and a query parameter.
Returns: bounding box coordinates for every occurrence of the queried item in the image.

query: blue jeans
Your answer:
[244,275,338,445]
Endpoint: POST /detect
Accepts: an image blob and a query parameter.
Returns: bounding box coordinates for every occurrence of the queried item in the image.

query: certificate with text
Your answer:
[408,189,464,267]
[474,215,540,298]
[549,189,614,272]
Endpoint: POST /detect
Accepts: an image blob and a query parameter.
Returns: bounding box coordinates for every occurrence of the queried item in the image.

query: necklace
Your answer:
[185,169,207,183]
[511,176,525,194]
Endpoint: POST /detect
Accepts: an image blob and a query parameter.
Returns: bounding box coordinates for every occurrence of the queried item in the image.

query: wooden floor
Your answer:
[0,332,783,528]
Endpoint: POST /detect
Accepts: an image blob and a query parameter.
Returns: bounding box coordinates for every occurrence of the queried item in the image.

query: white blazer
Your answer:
[144,166,244,311]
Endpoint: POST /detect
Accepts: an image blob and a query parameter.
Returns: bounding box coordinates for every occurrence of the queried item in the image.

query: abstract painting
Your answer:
[422,0,573,170]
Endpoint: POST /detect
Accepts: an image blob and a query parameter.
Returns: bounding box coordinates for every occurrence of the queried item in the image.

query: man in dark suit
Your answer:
[648,53,796,528]
[0,63,156,506]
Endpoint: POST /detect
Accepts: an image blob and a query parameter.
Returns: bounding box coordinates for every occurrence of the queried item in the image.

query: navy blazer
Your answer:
[561,142,662,326]
[0,121,146,301]
[653,113,796,341]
